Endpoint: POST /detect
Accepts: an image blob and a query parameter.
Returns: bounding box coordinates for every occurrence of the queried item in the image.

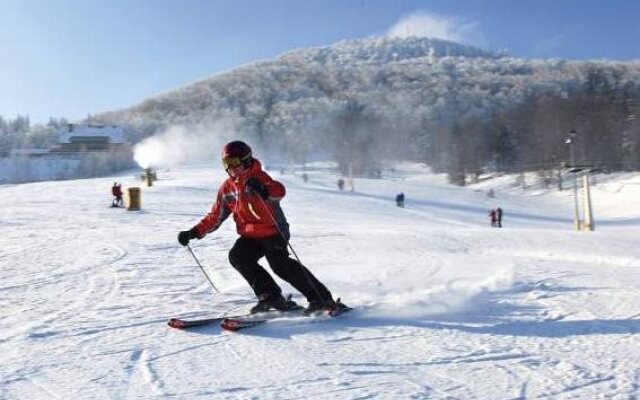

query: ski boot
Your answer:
[250,293,301,314]
[305,298,350,316]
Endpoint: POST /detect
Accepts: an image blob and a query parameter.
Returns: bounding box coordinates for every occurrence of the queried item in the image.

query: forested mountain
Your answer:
[91,36,640,182]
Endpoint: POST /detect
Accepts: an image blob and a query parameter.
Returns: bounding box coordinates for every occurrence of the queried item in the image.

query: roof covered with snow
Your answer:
[58,124,126,144]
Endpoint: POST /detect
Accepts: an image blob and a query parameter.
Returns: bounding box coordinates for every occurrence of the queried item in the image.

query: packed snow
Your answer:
[1,162,639,399]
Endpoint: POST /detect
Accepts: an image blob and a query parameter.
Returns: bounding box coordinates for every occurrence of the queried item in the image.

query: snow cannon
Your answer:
[127,187,141,211]
[142,168,157,187]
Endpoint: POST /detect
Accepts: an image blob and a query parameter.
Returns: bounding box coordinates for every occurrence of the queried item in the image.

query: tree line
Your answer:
[89,38,640,185]
[0,116,68,157]
[7,37,638,185]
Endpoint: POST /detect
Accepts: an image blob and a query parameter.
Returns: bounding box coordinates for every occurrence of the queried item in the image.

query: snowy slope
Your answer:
[1,163,640,399]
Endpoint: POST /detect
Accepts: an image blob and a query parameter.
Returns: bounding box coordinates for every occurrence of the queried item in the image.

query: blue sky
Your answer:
[1,0,638,124]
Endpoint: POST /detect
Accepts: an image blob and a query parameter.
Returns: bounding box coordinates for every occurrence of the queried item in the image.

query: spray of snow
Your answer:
[365,265,514,319]
[133,115,241,169]
[386,10,485,47]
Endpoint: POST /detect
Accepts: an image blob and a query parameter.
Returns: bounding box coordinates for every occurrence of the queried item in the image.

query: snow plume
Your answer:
[367,265,514,319]
[133,117,240,169]
[386,11,484,46]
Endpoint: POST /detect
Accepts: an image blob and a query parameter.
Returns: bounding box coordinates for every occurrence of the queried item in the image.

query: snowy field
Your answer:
[1,162,640,399]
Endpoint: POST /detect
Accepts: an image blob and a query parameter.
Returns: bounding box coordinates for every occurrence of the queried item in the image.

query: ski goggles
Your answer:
[222,155,250,169]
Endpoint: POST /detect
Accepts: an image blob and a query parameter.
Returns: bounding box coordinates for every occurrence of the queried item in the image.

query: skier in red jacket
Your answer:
[111,182,123,207]
[178,140,338,314]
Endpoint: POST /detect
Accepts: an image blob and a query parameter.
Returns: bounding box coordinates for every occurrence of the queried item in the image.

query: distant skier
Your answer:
[496,207,503,228]
[177,140,341,314]
[395,192,405,208]
[111,182,123,207]
[489,208,497,227]
[337,178,345,190]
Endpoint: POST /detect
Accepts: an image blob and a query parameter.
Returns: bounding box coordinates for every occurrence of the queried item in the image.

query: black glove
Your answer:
[178,228,198,246]
[245,177,269,199]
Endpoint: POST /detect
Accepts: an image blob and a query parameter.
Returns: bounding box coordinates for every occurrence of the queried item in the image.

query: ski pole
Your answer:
[186,244,219,293]
[254,194,325,301]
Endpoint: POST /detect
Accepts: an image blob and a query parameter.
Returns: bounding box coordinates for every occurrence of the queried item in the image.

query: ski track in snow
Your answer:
[1,162,640,399]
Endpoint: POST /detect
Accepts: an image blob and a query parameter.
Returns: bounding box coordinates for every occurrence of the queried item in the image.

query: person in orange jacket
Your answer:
[178,140,338,314]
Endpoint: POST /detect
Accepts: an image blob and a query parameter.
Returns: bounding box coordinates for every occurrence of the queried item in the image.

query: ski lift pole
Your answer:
[186,244,219,293]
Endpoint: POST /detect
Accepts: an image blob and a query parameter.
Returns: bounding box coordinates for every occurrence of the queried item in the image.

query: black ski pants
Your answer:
[228,234,332,303]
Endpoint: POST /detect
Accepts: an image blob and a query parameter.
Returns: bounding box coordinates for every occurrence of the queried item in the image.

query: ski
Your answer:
[167,297,266,329]
[169,299,351,331]
[220,317,271,331]
[168,316,228,329]
[221,299,351,332]
[219,307,308,331]
[168,307,304,330]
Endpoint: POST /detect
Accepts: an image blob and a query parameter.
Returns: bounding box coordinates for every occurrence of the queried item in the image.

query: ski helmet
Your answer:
[221,140,252,170]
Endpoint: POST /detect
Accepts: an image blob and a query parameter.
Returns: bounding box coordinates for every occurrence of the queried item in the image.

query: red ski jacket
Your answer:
[112,185,122,197]
[193,159,289,239]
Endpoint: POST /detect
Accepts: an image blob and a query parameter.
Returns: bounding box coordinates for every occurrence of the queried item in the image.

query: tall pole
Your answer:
[566,131,581,230]
[571,149,581,231]
[583,173,594,231]
[348,162,354,192]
